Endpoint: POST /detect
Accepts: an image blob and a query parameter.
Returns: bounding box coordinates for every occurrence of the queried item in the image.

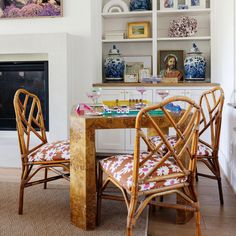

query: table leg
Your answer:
[70,119,96,230]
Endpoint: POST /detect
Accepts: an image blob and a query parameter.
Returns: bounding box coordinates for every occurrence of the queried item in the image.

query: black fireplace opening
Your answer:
[0,61,49,131]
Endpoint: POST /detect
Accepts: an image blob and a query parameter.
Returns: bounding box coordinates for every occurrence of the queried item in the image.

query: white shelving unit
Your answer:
[102,38,153,43]
[98,0,211,82]
[157,36,211,41]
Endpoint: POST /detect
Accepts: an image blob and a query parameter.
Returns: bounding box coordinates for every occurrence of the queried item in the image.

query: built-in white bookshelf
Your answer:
[98,0,211,82]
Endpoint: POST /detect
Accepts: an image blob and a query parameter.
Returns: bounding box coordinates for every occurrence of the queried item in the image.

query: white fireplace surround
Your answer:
[0,33,79,167]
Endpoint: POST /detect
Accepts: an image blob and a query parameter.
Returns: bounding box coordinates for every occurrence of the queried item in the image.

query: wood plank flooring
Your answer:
[1,163,236,236]
[148,163,236,236]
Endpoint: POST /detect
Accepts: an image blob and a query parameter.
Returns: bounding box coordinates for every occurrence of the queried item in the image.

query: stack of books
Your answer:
[104,31,125,40]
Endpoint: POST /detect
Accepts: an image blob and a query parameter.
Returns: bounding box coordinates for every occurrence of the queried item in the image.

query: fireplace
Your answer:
[0,61,49,131]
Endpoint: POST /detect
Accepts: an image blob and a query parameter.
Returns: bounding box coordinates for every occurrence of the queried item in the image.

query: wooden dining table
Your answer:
[70,110,193,230]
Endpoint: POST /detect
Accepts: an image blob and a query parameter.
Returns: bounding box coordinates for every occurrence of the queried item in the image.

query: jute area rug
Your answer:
[0,181,147,236]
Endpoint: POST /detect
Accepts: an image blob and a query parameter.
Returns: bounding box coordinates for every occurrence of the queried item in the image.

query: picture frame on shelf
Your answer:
[187,0,206,9]
[124,74,139,83]
[124,56,152,82]
[160,0,178,11]
[158,50,184,81]
[127,21,151,39]
[139,68,151,82]
[177,0,189,10]
[125,62,143,82]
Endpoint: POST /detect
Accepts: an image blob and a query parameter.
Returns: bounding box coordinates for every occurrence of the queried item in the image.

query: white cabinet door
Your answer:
[185,89,203,104]
[125,89,153,152]
[96,89,125,152]
[153,88,186,122]
[153,88,185,105]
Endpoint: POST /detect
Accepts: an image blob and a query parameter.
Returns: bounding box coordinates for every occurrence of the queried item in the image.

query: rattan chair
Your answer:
[97,96,201,236]
[14,89,70,214]
[196,86,225,205]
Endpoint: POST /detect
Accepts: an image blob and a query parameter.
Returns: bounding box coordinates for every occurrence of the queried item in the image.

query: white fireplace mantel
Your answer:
[0,33,79,167]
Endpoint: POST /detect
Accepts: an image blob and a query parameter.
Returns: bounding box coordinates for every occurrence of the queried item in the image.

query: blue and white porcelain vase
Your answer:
[104,45,125,82]
[130,0,152,11]
[184,43,206,81]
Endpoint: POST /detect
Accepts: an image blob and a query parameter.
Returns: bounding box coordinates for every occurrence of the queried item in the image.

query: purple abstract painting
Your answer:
[0,0,62,18]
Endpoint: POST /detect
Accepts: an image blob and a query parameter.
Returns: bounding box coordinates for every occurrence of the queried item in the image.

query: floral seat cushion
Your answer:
[149,135,176,153]
[197,143,212,156]
[149,135,213,156]
[100,153,187,192]
[28,140,70,162]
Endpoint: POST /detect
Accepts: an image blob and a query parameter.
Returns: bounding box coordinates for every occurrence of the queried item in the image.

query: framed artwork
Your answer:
[158,50,184,81]
[160,0,178,11]
[124,56,152,82]
[177,0,188,10]
[0,0,62,19]
[125,62,143,82]
[139,68,151,82]
[127,21,151,39]
[187,0,206,9]
[124,74,138,83]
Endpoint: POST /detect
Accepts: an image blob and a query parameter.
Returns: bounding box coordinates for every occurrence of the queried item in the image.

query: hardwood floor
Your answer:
[148,163,236,236]
[1,163,236,236]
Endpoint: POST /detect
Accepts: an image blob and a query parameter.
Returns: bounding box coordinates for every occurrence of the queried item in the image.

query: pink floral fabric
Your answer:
[149,135,177,153]
[197,143,212,156]
[150,135,212,157]
[28,140,70,162]
[100,153,187,192]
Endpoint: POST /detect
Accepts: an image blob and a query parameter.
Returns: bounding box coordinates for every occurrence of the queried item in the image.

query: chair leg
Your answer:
[196,166,199,182]
[96,164,103,226]
[217,177,224,205]
[44,168,48,189]
[18,183,25,215]
[127,226,133,236]
[195,210,201,236]
[126,196,137,236]
[160,196,164,202]
[214,158,224,205]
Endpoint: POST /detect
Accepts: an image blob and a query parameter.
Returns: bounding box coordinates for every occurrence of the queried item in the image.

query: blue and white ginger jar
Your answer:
[184,43,206,80]
[104,45,125,81]
[130,0,152,11]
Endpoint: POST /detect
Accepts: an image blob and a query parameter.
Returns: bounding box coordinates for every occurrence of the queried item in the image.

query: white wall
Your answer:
[0,0,95,103]
[0,1,96,167]
[212,0,236,192]
[0,0,90,36]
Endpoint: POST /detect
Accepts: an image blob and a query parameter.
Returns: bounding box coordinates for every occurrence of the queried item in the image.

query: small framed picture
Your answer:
[139,68,151,82]
[127,21,151,39]
[125,62,143,82]
[178,0,188,10]
[124,74,139,83]
[158,50,184,81]
[160,0,178,11]
[187,0,206,9]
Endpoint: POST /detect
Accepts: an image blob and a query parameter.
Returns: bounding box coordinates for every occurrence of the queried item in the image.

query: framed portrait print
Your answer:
[160,0,178,11]
[127,21,151,39]
[158,50,184,81]
[187,0,206,9]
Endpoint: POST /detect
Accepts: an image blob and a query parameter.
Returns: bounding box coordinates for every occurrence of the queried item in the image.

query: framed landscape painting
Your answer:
[0,0,62,19]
